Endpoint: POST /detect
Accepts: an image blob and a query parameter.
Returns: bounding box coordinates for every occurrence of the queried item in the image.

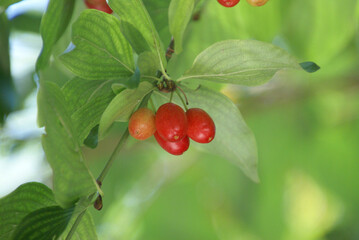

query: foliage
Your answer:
[0,0,329,239]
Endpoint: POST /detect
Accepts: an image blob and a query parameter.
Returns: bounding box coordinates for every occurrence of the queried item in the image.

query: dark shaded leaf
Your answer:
[0,182,56,240]
[300,61,320,73]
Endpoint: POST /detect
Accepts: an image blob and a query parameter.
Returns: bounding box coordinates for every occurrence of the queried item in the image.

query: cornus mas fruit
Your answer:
[129,108,156,140]
[246,0,268,7]
[154,132,189,155]
[217,0,240,8]
[155,103,188,142]
[84,0,113,14]
[186,108,215,143]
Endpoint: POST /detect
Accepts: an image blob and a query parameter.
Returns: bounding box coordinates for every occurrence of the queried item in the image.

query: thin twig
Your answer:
[176,86,189,105]
[175,89,188,111]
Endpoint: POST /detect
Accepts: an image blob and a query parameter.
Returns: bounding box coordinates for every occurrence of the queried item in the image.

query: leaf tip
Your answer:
[300,61,320,73]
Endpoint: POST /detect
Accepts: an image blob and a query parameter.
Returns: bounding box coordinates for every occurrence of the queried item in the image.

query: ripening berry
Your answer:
[129,108,156,140]
[155,103,188,142]
[186,108,215,143]
[154,132,189,155]
[217,0,240,8]
[246,0,268,7]
[84,0,113,14]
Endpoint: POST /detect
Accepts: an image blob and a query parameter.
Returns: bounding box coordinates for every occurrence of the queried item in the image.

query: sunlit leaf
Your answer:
[179,40,314,85]
[60,10,134,80]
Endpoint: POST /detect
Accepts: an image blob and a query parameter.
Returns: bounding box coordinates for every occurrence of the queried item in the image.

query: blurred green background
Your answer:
[1,0,359,239]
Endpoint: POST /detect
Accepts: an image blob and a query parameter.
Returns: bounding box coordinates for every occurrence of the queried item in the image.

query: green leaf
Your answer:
[138,51,160,77]
[38,82,97,207]
[62,78,117,145]
[179,40,309,85]
[168,0,194,54]
[300,61,320,73]
[0,182,56,240]
[84,125,99,149]
[11,206,74,240]
[143,0,171,45]
[60,211,98,240]
[36,0,75,72]
[60,9,134,80]
[153,86,259,182]
[99,81,155,139]
[108,0,166,71]
[119,21,152,53]
[111,84,126,94]
[0,0,22,10]
[127,66,141,89]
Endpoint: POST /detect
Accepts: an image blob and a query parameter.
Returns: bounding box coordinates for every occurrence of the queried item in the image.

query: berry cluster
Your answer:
[129,103,215,155]
[84,0,113,14]
[217,0,268,8]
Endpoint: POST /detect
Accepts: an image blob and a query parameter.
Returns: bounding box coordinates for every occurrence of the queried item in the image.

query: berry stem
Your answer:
[169,91,174,103]
[176,85,189,105]
[176,89,188,111]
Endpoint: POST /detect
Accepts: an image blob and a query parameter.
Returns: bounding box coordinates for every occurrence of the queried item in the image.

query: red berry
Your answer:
[84,0,113,14]
[154,132,189,155]
[246,0,268,6]
[217,0,240,7]
[129,108,156,140]
[186,108,215,143]
[155,103,188,142]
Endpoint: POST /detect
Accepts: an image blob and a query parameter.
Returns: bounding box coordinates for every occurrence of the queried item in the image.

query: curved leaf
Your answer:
[60,10,134,80]
[60,211,98,240]
[179,40,311,85]
[36,0,75,71]
[99,81,155,139]
[138,51,160,78]
[168,0,194,54]
[300,61,320,73]
[153,86,259,182]
[108,0,166,71]
[0,182,56,240]
[62,78,117,145]
[38,82,97,207]
[11,206,74,240]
